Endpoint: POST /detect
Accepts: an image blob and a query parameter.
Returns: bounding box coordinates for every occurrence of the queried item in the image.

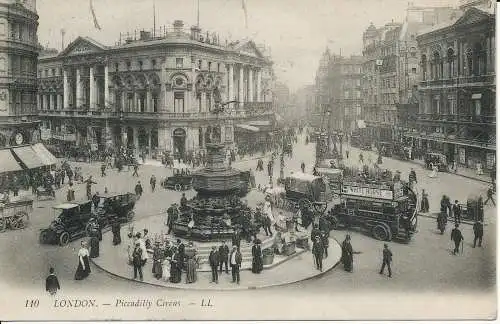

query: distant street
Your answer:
[0,131,495,297]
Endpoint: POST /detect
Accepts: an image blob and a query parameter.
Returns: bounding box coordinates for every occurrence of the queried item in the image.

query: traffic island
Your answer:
[91,214,341,291]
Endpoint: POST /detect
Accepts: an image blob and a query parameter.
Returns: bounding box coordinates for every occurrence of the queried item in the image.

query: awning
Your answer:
[32,143,58,166]
[12,146,45,169]
[235,124,259,132]
[247,120,271,126]
[0,149,23,173]
[472,93,482,99]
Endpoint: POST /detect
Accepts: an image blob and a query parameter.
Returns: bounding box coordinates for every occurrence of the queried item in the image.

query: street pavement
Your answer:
[0,131,495,309]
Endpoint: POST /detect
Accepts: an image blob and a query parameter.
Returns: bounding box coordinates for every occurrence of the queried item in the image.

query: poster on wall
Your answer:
[459,147,466,165]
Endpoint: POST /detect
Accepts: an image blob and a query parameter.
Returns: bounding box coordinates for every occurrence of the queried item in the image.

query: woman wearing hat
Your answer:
[251,240,263,274]
[152,240,163,280]
[341,235,353,272]
[74,241,91,280]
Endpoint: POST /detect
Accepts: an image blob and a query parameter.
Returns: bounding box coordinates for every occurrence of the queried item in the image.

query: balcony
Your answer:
[416,113,496,125]
[420,74,495,89]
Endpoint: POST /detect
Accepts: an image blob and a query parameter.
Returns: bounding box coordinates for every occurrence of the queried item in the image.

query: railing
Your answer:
[420,74,495,87]
[417,113,496,124]
[51,133,77,142]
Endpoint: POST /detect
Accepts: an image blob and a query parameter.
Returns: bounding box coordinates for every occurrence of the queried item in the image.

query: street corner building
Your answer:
[37,20,276,160]
[411,0,496,171]
[0,0,40,148]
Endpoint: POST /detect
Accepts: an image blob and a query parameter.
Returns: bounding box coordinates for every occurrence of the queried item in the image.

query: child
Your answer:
[45,267,60,296]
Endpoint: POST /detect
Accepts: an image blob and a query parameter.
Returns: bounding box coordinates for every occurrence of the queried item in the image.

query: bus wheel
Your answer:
[372,225,390,241]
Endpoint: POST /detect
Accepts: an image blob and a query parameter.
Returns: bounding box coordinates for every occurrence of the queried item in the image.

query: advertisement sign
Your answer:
[342,184,393,200]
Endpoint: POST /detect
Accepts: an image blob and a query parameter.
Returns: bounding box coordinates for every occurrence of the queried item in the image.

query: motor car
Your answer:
[161,162,193,191]
[39,201,93,246]
[93,192,136,229]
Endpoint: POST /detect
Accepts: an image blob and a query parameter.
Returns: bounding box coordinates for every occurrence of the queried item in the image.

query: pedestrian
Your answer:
[451,223,464,255]
[218,240,229,274]
[301,162,305,173]
[452,200,462,224]
[473,220,484,248]
[251,240,263,274]
[152,241,163,280]
[100,163,106,177]
[132,243,144,281]
[232,227,241,248]
[420,189,429,213]
[209,246,219,283]
[134,181,143,198]
[45,267,60,296]
[111,217,121,245]
[341,235,353,272]
[132,163,139,177]
[84,176,97,201]
[409,168,417,187]
[321,229,329,258]
[185,251,198,284]
[74,241,91,280]
[359,153,364,164]
[92,192,100,210]
[89,230,100,258]
[66,182,75,202]
[484,186,495,206]
[229,246,242,284]
[346,149,349,159]
[312,235,324,272]
[379,243,392,277]
[169,247,182,283]
[150,175,156,192]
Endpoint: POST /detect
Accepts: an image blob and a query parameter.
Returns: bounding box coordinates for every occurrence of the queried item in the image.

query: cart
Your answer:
[0,198,33,231]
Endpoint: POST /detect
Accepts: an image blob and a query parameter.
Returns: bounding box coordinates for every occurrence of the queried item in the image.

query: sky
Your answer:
[36,0,459,92]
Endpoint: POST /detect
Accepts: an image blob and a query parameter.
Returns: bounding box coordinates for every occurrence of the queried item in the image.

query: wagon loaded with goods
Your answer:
[0,198,33,231]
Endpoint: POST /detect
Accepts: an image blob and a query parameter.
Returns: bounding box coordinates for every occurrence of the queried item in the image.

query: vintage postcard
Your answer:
[0,0,496,320]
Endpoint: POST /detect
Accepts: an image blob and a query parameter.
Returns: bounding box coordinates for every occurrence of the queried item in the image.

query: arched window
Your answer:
[432,51,441,80]
[473,42,485,76]
[447,48,455,78]
[421,54,427,80]
[466,48,473,76]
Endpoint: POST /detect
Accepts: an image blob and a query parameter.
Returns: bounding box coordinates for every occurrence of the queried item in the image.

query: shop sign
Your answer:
[459,148,466,164]
[342,184,393,200]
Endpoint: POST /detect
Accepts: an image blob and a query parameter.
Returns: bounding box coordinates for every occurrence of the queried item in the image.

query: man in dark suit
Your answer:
[452,200,462,224]
[232,228,241,248]
[451,223,463,255]
[177,239,185,268]
[209,246,220,284]
[379,243,393,277]
[229,246,242,284]
[473,220,484,248]
[218,241,229,274]
[45,267,60,295]
[312,236,324,271]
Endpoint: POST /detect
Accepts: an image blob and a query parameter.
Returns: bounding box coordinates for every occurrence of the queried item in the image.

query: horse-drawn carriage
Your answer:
[161,162,193,191]
[0,198,33,231]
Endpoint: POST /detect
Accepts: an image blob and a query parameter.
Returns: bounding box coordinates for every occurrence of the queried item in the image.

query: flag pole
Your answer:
[153,0,156,37]
[197,0,200,26]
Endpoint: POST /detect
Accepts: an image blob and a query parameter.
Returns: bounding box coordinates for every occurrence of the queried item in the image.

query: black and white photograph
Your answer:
[0,0,496,320]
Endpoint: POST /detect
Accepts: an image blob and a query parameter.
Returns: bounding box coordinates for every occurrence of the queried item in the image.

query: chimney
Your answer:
[140,30,151,41]
[190,25,201,40]
[173,20,184,34]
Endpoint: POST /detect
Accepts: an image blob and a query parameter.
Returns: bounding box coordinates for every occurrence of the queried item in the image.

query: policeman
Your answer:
[473,220,484,248]
[451,223,463,255]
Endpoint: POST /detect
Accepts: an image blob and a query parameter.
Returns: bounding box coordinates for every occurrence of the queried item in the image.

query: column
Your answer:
[238,65,244,108]
[146,90,152,112]
[104,64,109,109]
[122,92,126,112]
[133,127,139,156]
[76,67,82,107]
[248,68,254,102]
[201,92,206,112]
[147,128,151,156]
[89,66,95,109]
[63,69,68,109]
[37,93,41,110]
[228,63,234,101]
[486,36,491,73]
[134,92,138,112]
[256,69,262,101]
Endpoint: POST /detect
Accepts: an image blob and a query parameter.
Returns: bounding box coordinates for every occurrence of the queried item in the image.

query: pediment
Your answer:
[59,37,106,57]
[234,41,264,58]
[453,8,492,28]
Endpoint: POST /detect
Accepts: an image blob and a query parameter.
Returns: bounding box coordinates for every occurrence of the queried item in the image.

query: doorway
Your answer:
[173,128,186,160]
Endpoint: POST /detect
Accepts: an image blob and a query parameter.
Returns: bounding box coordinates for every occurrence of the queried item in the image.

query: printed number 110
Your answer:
[25,299,40,308]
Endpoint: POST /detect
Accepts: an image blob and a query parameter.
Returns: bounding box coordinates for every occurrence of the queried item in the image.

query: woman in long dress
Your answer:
[89,231,99,258]
[74,241,91,280]
[169,248,182,283]
[428,162,437,178]
[185,253,197,284]
[161,258,171,282]
[341,235,353,272]
[251,242,263,274]
[152,242,163,280]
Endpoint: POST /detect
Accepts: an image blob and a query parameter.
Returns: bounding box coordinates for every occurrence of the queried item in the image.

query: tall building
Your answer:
[0,0,39,148]
[37,20,274,159]
[410,0,495,169]
[361,4,459,145]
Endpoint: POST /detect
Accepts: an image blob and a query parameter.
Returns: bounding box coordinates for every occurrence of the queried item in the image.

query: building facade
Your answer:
[361,4,459,145]
[37,20,274,159]
[0,0,39,148]
[411,1,495,169]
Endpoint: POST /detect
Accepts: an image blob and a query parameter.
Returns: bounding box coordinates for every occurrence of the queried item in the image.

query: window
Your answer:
[115,63,119,71]
[139,93,145,112]
[174,92,185,112]
[217,63,220,72]
[208,62,212,71]
[51,68,55,76]
[152,93,158,112]
[197,93,202,112]
[198,60,202,70]
[152,59,156,67]
[44,69,48,77]
[411,67,417,74]
[126,61,131,70]
[176,58,183,68]
[138,61,143,70]
[127,93,134,111]
[206,93,212,111]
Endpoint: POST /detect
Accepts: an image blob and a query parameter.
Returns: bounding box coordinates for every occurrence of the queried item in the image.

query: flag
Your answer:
[89,0,101,30]
[242,0,248,29]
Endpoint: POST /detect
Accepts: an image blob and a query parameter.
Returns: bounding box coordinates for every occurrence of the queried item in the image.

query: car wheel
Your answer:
[59,232,70,246]
[372,224,390,241]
